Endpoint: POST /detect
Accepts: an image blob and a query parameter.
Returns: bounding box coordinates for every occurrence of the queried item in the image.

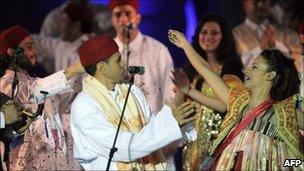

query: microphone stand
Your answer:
[106,74,135,171]
[125,28,131,69]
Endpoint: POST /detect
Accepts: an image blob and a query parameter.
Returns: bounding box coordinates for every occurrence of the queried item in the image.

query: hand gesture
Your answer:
[168,29,189,48]
[172,68,191,94]
[173,102,198,126]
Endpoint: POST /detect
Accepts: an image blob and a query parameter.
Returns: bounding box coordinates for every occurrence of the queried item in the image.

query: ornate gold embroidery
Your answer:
[274,95,304,159]
[211,88,250,154]
[183,75,244,170]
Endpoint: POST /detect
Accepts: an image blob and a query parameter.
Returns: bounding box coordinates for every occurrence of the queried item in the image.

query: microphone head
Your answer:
[125,23,134,30]
[127,66,145,75]
[13,47,24,57]
[123,23,135,39]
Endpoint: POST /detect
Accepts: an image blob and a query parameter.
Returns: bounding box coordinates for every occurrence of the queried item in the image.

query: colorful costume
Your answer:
[183,74,243,171]
[209,88,304,170]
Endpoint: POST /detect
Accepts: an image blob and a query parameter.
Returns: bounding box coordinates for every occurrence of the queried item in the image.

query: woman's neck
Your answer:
[248,84,272,110]
[206,52,221,73]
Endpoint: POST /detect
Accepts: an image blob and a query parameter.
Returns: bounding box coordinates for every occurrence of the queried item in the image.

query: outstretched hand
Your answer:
[173,102,198,126]
[168,29,189,48]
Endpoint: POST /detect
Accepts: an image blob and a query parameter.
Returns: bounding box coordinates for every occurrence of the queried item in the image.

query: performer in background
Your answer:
[172,14,244,171]
[110,0,175,114]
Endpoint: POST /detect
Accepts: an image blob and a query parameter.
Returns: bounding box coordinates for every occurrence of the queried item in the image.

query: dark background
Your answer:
[0,0,274,67]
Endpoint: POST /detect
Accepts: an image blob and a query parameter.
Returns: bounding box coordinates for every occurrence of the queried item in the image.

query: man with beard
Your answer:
[233,0,301,68]
[0,25,84,170]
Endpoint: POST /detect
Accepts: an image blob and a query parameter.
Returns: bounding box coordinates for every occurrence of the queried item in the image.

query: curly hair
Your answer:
[184,14,244,85]
[261,49,300,101]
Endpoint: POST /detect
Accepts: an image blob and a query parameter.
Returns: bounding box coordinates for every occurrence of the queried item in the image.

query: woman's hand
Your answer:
[172,68,191,94]
[168,29,189,49]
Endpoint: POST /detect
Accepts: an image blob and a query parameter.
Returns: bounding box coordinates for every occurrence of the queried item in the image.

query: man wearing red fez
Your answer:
[71,34,197,170]
[0,25,85,170]
[110,0,176,115]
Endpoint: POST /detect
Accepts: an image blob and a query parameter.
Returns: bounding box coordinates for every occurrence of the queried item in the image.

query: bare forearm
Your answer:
[182,44,230,103]
[187,88,227,113]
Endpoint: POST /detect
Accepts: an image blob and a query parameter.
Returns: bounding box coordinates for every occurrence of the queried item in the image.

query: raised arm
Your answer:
[30,61,85,103]
[168,30,230,104]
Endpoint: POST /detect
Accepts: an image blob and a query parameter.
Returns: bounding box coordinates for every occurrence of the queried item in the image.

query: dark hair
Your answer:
[261,49,300,101]
[185,14,244,84]
[83,57,110,76]
[64,1,93,33]
[0,55,12,77]
[84,64,97,76]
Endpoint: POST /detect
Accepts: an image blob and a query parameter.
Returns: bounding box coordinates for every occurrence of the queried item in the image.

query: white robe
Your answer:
[114,32,175,114]
[0,70,81,170]
[71,84,195,170]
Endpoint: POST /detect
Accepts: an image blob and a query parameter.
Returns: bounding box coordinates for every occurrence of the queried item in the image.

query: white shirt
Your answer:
[0,112,5,128]
[233,18,298,67]
[0,70,73,170]
[114,32,175,114]
[71,84,195,170]
[245,18,269,39]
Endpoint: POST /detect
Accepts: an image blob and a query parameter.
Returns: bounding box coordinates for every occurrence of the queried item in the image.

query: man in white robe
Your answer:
[110,0,175,114]
[71,35,197,170]
[0,25,84,170]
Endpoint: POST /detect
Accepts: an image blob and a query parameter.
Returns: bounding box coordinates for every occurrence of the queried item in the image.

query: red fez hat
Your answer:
[300,19,304,34]
[109,0,139,12]
[64,2,93,24]
[78,34,119,67]
[0,25,30,56]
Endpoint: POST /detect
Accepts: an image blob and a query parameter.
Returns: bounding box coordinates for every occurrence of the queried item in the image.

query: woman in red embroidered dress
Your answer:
[168,30,304,170]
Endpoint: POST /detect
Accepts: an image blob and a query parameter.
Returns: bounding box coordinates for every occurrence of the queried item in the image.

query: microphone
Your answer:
[127,66,145,75]
[13,47,24,58]
[124,23,134,31]
[124,23,135,39]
